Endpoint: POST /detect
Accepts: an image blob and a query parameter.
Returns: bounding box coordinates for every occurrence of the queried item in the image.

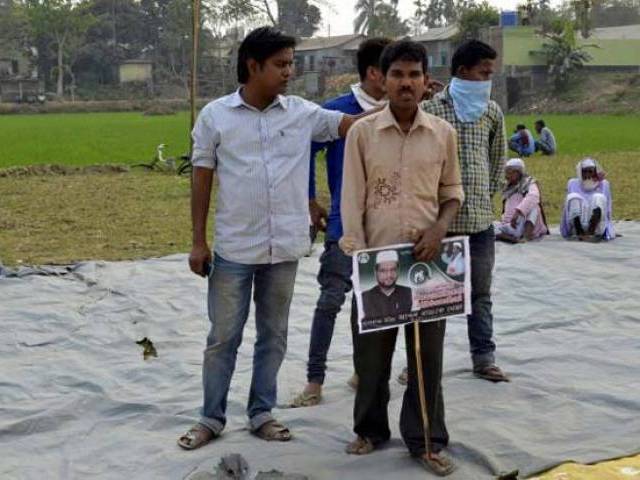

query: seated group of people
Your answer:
[509,120,557,156]
[494,157,615,243]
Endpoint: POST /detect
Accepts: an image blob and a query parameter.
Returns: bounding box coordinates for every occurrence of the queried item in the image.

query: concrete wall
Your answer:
[502,26,640,67]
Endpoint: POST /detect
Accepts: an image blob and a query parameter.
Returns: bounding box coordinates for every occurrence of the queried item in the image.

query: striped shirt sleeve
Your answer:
[191,105,219,170]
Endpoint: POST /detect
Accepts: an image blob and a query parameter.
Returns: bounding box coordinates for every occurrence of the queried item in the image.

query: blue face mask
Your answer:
[448,77,492,123]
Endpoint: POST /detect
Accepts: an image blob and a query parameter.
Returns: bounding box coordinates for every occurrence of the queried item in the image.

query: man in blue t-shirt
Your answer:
[509,124,535,157]
[291,38,391,408]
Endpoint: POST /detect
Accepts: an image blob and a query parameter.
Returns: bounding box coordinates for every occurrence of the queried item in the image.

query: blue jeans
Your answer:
[307,241,352,384]
[467,226,496,369]
[199,254,298,434]
[508,139,532,157]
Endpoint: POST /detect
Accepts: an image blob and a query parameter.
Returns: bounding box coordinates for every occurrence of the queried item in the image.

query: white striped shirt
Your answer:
[191,90,344,264]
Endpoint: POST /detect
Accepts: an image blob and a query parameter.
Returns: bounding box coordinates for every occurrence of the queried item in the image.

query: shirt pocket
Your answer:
[408,142,444,198]
[275,126,305,159]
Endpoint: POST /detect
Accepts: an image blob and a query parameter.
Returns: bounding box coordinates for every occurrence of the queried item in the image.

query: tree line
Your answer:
[0,0,637,100]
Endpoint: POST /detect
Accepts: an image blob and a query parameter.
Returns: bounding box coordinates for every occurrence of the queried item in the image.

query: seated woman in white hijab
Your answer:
[494,158,549,243]
[560,158,615,241]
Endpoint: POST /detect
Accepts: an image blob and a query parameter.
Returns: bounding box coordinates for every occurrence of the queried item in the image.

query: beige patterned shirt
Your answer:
[339,105,464,252]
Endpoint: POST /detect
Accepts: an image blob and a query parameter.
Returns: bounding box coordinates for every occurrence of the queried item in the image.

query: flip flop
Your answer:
[418,452,456,477]
[289,390,322,408]
[345,436,374,455]
[177,423,216,450]
[253,420,292,442]
[474,364,510,382]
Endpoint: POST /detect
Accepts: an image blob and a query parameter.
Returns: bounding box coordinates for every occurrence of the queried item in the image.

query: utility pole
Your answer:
[190,0,201,152]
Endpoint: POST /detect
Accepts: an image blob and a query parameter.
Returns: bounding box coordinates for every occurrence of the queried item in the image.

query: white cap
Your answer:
[581,158,597,169]
[505,158,525,172]
[453,242,463,251]
[375,250,399,265]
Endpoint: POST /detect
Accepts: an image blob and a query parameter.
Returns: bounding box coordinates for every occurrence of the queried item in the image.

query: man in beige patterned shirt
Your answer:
[340,40,464,476]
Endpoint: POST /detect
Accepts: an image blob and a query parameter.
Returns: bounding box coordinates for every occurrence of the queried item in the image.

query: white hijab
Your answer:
[577,158,606,191]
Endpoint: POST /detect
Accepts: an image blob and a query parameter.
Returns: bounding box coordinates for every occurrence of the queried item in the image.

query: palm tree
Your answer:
[353,0,383,34]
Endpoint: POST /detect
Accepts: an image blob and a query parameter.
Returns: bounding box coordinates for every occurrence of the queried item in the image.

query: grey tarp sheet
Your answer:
[1,223,639,480]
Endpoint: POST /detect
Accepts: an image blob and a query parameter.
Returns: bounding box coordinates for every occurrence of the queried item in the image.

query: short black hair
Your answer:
[451,40,497,77]
[380,40,428,76]
[516,124,526,130]
[237,26,296,84]
[535,119,545,127]
[356,37,392,80]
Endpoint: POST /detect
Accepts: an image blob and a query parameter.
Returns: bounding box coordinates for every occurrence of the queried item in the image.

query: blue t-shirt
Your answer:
[309,92,363,241]
[510,129,536,156]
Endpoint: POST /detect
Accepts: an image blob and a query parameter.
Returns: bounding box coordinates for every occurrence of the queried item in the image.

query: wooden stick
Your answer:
[413,320,432,456]
[189,0,201,152]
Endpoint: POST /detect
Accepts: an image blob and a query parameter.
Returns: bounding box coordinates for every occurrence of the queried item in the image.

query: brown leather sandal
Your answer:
[177,423,216,450]
[252,420,292,442]
[418,452,456,476]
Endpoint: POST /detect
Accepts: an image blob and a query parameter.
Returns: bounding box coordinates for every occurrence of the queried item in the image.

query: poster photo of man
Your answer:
[361,249,413,320]
[353,238,470,333]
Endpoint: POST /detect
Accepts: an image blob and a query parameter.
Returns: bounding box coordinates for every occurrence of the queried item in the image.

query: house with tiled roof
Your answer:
[295,33,365,74]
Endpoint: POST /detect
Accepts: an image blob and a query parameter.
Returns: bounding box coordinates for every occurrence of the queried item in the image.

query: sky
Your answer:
[317,0,534,36]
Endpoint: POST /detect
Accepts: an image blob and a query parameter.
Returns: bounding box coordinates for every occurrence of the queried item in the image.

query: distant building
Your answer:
[497,24,640,69]
[411,25,459,72]
[295,33,365,75]
[480,24,640,109]
[0,31,41,102]
[119,59,153,84]
[0,58,19,78]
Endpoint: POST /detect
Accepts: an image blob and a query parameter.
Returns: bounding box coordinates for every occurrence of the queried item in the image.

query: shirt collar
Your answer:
[226,88,288,111]
[375,104,434,133]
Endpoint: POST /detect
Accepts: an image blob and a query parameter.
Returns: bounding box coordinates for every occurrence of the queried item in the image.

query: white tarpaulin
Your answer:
[1,223,639,479]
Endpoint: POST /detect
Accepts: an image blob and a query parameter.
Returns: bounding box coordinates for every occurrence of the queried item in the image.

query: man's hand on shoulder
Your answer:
[338,106,384,137]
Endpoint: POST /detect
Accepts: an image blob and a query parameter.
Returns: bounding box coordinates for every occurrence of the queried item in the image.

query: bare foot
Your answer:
[347,373,359,390]
[496,233,520,244]
[524,221,535,241]
[304,382,322,395]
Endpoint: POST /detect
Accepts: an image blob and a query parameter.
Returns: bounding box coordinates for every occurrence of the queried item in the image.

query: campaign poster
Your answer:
[352,237,470,333]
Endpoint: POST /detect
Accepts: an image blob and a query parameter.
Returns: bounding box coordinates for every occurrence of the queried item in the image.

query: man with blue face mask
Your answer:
[421,39,509,383]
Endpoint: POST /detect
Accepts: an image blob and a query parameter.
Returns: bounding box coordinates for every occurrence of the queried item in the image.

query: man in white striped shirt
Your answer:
[178,26,372,450]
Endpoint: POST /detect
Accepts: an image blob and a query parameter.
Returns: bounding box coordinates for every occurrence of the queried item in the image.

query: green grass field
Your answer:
[0,112,192,168]
[1,112,640,168]
[1,111,639,266]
